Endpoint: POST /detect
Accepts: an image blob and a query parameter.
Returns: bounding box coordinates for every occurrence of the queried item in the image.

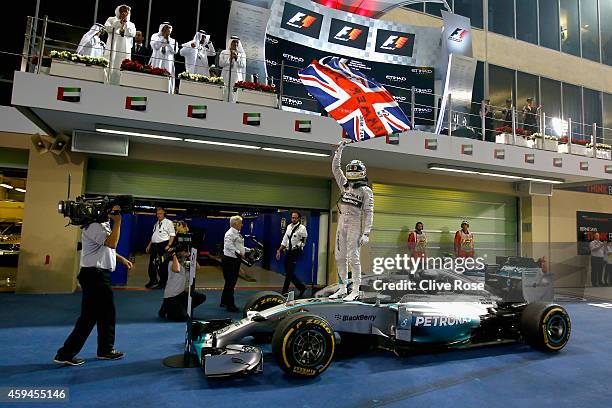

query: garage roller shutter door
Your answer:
[86,158,331,210]
[370,183,518,260]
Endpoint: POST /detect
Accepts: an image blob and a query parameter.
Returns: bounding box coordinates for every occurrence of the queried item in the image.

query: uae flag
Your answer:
[57,87,81,102]
[553,158,563,168]
[425,138,437,150]
[243,112,261,126]
[461,144,473,155]
[188,105,207,119]
[580,161,589,171]
[386,132,400,145]
[295,120,311,133]
[494,149,505,160]
[606,164,612,174]
[125,96,147,111]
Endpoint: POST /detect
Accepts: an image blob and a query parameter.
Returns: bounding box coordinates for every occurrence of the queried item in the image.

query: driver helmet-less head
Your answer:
[346,160,366,181]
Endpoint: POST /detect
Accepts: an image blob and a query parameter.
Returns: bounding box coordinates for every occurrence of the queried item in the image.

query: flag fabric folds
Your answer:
[299,56,411,142]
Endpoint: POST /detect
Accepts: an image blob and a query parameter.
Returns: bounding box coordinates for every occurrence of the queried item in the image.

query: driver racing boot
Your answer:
[329,285,347,299]
[343,289,361,301]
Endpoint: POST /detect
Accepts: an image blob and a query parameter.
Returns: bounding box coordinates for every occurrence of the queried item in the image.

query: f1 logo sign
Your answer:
[329,18,369,49]
[334,26,363,42]
[448,28,468,42]
[286,12,317,29]
[380,35,409,50]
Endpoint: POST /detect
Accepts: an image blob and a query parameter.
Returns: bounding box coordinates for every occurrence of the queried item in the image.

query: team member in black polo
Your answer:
[145,207,176,289]
[54,205,133,366]
[276,211,307,297]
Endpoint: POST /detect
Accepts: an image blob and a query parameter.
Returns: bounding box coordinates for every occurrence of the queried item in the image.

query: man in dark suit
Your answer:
[131,30,151,65]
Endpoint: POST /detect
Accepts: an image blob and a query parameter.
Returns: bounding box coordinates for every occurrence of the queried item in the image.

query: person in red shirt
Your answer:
[454,220,474,258]
[407,222,427,259]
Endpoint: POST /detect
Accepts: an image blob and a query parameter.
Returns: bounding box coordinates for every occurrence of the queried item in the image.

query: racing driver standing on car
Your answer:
[329,140,374,301]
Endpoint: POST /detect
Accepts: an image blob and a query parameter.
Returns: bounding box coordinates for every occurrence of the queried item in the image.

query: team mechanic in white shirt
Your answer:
[221,215,250,312]
[276,211,308,297]
[330,140,374,301]
[54,205,133,366]
[145,207,176,289]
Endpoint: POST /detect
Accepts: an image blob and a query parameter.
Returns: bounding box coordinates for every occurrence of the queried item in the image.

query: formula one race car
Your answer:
[190,269,571,378]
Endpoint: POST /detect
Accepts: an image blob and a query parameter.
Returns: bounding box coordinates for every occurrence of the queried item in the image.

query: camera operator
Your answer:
[54,205,133,366]
[276,211,307,297]
[145,207,176,289]
[158,245,206,321]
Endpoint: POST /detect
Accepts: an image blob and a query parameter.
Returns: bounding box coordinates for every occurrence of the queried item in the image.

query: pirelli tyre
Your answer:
[272,313,335,378]
[521,302,571,352]
[243,291,285,317]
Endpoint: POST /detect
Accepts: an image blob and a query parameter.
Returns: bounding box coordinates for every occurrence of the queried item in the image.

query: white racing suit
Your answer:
[331,143,374,299]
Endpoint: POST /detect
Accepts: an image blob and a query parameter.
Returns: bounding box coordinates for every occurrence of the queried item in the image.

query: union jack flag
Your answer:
[298,56,411,142]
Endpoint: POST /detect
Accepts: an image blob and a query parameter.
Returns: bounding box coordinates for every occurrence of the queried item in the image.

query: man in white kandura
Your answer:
[330,140,374,301]
[76,23,106,58]
[104,4,136,84]
[219,36,246,101]
[150,22,177,93]
[180,30,215,76]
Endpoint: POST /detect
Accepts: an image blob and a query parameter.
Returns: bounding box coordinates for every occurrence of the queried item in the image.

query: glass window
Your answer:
[516,71,539,128]
[582,88,602,141]
[488,0,514,38]
[540,77,562,136]
[39,0,97,56]
[559,0,580,56]
[562,83,583,139]
[425,3,445,18]
[470,61,485,127]
[97,1,149,39]
[516,0,538,44]
[488,64,515,119]
[580,0,600,62]
[405,4,424,12]
[603,93,612,144]
[539,0,560,50]
[0,81,12,106]
[454,0,483,29]
[602,0,612,65]
[199,0,231,53]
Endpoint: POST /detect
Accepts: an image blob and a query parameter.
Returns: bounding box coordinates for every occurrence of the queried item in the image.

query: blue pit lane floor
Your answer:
[0,290,611,408]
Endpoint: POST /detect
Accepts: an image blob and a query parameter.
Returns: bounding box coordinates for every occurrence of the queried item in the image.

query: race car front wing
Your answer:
[201,344,263,377]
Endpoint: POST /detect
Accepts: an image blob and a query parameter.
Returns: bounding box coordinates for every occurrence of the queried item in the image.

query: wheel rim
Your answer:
[546,314,568,345]
[292,328,326,366]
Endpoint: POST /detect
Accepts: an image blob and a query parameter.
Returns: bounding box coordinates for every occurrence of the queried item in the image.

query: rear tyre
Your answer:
[521,302,571,351]
[242,291,285,317]
[272,313,335,377]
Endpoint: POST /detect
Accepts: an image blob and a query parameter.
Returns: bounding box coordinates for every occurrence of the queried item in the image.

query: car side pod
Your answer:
[202,345,263,378]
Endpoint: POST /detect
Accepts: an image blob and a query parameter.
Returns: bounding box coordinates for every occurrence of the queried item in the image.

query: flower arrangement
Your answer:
[558,137,589,145]
[50,50,108,67]
[234,80,276,94]
[586,143,612,150]
[178,71,224,85]
[120,59,170,77]
[494,126,532,137]
[531,132,559,141]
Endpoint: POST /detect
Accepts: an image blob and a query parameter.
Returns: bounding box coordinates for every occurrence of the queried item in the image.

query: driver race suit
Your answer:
[332,143,374,293]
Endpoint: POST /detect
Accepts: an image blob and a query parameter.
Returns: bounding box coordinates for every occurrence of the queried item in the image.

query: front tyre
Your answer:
[243,291,285,317]
[521,303,571,351]
[272,313,335,378]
